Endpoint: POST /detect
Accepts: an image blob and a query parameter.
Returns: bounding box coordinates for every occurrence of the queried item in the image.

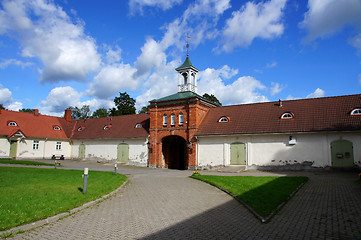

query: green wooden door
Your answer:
[230,142,246,165]
[78,144,85,159]
[117,143,129,163]
[9,141,17,158]
[331,140,354,167]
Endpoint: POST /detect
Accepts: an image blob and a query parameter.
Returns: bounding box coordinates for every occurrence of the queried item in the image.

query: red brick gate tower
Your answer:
[148,55,219,170]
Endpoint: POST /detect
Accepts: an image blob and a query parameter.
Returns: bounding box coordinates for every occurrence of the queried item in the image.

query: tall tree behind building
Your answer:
[202,93,222,106]
[109,92,136,116]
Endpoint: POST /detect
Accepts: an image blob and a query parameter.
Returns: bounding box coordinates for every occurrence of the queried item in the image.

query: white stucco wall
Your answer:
[17,139,71,159]
[197,132,361,169]
[0,137,10,157]
[71,138,148,166]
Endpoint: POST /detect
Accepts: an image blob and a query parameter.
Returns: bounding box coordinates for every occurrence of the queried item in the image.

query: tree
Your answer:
[91,108,109,118]
[138,106,149,114]
[67,105,90,119]
[109,92,136,116]
[0,104,5,110]
[202,93,222,106]
[19,108,34,113]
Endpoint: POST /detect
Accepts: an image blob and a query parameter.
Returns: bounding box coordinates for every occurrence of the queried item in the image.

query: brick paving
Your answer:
[5,160,361,239]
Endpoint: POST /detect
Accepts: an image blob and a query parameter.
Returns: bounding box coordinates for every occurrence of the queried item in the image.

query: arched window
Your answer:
[163,114,167,126]
[179,113,184,125]
[104,125,110,130]
[171,113,175,126]
[135,123,142,128]
[281,112,294,119]
[218,116,229,122]
[351,109,361,115]
[8,121,17,126]
[78,127,83,131]
[53,126,61,130]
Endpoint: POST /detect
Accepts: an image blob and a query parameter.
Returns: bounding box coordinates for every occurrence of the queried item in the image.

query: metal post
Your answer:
[83,168,88,194]
[54,160,57,169]
[114,163,117,175]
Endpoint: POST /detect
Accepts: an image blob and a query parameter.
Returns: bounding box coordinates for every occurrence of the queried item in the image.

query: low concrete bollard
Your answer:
[83,168,88,194]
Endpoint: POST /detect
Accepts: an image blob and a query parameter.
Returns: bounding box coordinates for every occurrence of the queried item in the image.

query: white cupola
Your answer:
[176,55,199,93]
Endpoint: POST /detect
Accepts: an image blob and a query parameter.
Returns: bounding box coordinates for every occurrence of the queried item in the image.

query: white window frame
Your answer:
[56,142,62,150]
[135,123,142,128]
[179,113,184,125]
[54,126,61,130]
[104,125,110,130]
[171,114,175,126]
[8,121,17,126]
[163,115,167,126]
[218,116,229,122]
[351,109,361,115]
[281,112,294,119]
[33,140,39,150]
[78,127,83,131]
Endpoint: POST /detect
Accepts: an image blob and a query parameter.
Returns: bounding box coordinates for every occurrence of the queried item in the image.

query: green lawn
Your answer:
[0,159,55,166]
[0,167,127,231]
[191,174,308,218]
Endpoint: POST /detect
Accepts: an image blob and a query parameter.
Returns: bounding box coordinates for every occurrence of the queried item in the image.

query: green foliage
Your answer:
[191,175,307,217]
[91,108,109,118]
[0,167,127,231]
[18,108,34,113]
[67,105,90,119]
[202,93,222,106]
[0,160,54,166]
[0,104,5,110]
[110,92,136,116]
[138,106,149,114]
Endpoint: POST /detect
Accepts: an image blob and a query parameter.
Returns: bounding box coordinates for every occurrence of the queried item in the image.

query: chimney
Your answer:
[64,109,72,122]
[33,109,39,115]
[279,99,282,107]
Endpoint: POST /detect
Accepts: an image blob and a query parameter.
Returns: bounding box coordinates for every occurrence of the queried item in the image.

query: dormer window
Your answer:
[104,125,110,130]
[53,126,61,130]
[351,109,361,115]
[135,123,142,128]
[78,127,83,131]
[179,113,184,125]
[163,114,167,126]
[8,121,17,126]
[281,112,294,119]
[218,116,229,122]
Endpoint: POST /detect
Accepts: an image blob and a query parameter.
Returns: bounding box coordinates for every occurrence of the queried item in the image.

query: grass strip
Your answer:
[0,159,54,166]
[0,167,126,231]
[191,175,308,218]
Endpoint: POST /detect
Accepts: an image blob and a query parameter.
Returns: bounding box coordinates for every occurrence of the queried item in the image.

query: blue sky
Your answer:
[0,0,360,116]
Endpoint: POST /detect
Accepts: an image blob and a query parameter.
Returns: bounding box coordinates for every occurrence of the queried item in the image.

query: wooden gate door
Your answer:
[78,144,85,159]
[9,141,18,158]
[331,140,354,167]
[117,143,129,163]
[230,142,246,165]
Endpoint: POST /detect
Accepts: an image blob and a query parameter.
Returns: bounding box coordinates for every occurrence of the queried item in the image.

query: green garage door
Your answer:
[230,142,246,165]
[78,144,85,159]
[9,141,18,158]
[331,140,354,168]
[117,143,129,163]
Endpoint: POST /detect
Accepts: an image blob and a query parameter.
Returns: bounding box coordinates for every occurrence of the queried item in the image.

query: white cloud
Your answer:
[0,0,100,82]
[87,63,138,99]
[7,101,23,111]
[198,66,268,105]
[0,85,13,105]
[218,0,287,52]
[270,82,283,96]
[129,0,182,14]
[349,33,361,53]
[300,0,361,42]
[266,61,278,68]
[40,86,82,113]
[306,88,325,98]
[105,45,122,64]
[0,59,33,69]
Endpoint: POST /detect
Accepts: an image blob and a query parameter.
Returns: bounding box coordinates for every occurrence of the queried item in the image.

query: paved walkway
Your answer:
[5,160,361,239]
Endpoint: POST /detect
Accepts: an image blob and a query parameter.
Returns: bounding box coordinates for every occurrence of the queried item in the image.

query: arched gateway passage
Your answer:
[162,136,187,170]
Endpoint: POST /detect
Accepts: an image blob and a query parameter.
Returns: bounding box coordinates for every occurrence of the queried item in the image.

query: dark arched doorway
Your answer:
[162,136,187,170]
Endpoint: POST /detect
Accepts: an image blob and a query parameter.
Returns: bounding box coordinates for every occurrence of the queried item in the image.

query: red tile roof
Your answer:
[196,94,361,136]
[0,110,76,139]
[71,114,150,139]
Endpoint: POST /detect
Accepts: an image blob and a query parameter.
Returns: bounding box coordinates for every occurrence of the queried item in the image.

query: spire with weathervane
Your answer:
[176,35,199,93]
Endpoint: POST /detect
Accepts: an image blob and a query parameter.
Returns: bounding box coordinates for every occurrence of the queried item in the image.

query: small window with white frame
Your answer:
[218,116,229,122]
[351,109,361,115]
[171,113,175,126]
[135,123,142,128]
[33,140,39,150]
[281,112,294,119]
[163,114,167,126]
[8,121,17,126]
[56,142,61,150]
[179,113,184,125]
[54,126,61,130]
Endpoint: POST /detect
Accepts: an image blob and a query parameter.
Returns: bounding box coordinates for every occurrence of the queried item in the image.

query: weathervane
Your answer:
[186,34,191,56]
